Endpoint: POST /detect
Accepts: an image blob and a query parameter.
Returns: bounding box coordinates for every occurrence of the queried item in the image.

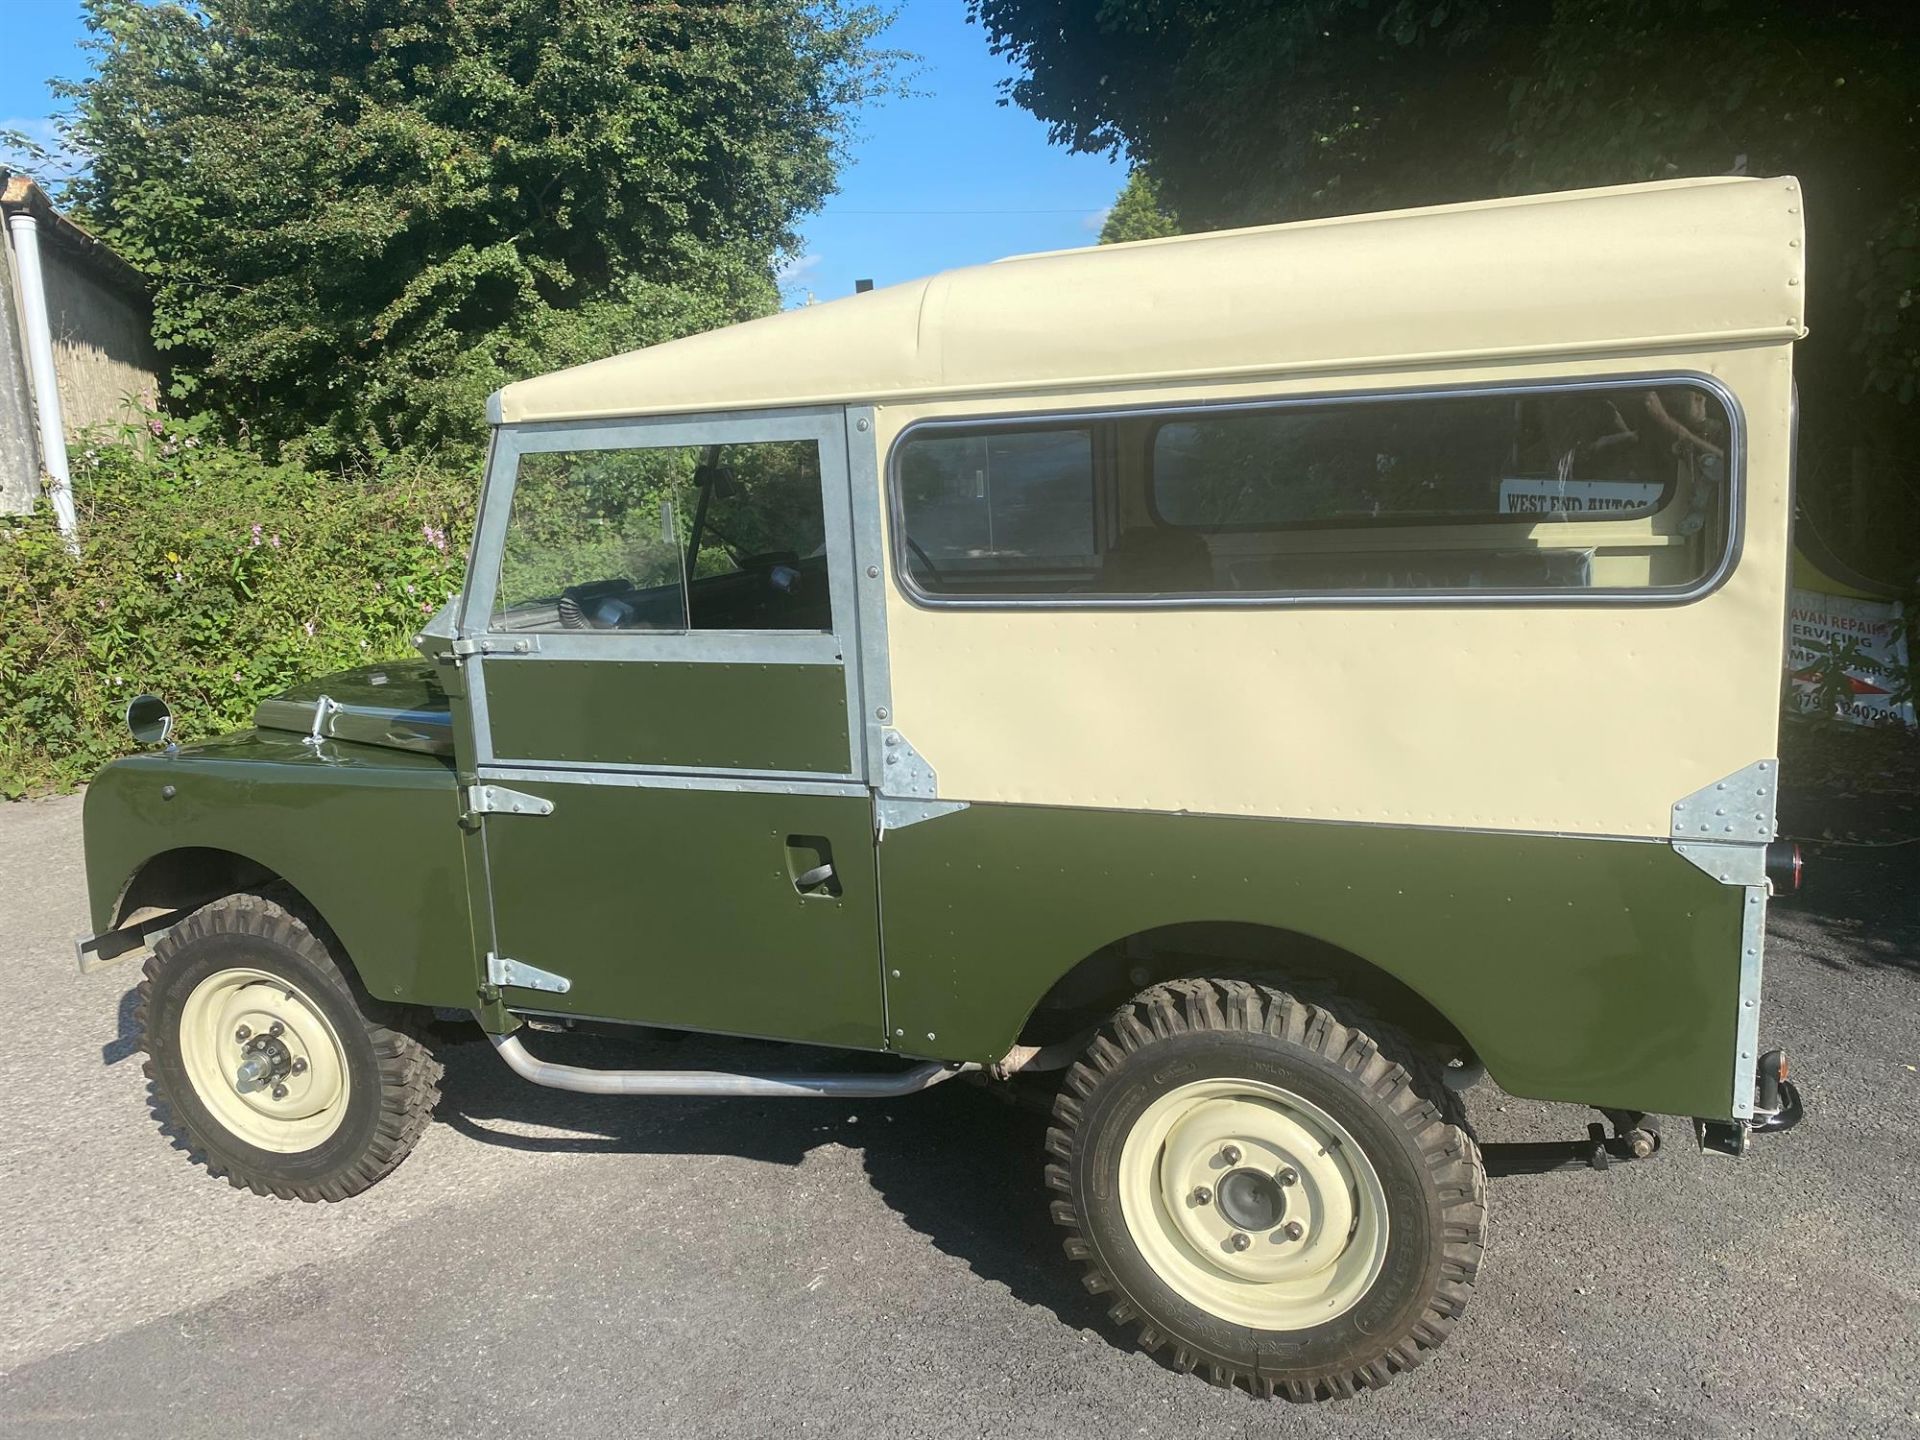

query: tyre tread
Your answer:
[1045,975,1487,1402]
[136,889,441,1203]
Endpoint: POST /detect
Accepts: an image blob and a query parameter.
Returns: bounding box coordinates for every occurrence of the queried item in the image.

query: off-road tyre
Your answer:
[138,890,441,1201]
[1045,978,1486,1400]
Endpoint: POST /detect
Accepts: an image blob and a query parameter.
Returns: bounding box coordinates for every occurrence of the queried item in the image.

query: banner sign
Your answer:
[1498,479,1664,516]
[1788,588,1915,729]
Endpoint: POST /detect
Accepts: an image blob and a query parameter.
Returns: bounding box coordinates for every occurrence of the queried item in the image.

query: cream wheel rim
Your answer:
[1117,1077,1390,1330]
[177,967,352,1153]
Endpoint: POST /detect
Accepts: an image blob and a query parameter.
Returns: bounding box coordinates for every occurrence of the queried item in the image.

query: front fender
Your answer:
[83,729,476,1009]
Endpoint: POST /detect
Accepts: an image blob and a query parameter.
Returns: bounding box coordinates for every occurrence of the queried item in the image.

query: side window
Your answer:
[896,427,1096,593]
[492,438,834,634]
[494,447,692,632]
[1147,386,1731,593]
[893,383,1733,601]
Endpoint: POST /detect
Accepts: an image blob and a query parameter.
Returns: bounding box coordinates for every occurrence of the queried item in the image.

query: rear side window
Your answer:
[893,382,1735,602]
[895,427,1097,593]
[1152,389,1719,529]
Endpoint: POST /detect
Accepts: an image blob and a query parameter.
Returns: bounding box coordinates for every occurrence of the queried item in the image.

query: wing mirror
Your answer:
[125,694,174,747]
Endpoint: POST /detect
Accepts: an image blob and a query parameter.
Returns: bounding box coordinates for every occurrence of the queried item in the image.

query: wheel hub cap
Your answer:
[1215,1166,1287,1233]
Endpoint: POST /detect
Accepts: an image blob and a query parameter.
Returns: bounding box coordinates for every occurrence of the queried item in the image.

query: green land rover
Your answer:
[81,177,1807,1400]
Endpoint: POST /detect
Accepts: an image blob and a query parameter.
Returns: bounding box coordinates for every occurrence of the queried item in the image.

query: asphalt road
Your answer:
[2,792,1916,1439]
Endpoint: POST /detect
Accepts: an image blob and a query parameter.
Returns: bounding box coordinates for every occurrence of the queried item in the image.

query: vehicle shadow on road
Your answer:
[430,1030,1107,1334]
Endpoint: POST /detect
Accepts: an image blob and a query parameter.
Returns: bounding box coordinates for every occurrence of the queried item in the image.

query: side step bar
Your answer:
[490,1032,975,1099]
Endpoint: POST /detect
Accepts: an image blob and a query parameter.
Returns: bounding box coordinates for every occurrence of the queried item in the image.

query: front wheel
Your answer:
[138,891,442,1201]
[1046,978,1486,1400]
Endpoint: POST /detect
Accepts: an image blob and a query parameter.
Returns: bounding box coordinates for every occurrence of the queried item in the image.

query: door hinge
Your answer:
[465,784,555,817]
[487,952,572,994]
[451,635,539,657]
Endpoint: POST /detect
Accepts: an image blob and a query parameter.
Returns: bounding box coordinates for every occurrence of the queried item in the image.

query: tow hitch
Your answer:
[1696,1049,1803,1157]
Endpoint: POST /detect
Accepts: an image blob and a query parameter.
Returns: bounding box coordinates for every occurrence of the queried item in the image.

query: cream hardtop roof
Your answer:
[493,176,1805,427]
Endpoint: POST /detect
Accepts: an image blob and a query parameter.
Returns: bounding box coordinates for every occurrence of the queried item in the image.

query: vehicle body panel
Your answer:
[494,177,1803,426]
[255,660,454,756]
[482,657,850,774]
[873,345,1793,839]
[262,660,448,719]
[83,731,474,1009]
[480,777,882,1047]
[874,802,1742,1119]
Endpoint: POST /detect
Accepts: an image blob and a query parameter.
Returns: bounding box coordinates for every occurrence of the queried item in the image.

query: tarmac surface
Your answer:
[2,791,1915,1438]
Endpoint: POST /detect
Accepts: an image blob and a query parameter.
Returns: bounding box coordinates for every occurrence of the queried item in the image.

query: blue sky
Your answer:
[0,2,1126,304]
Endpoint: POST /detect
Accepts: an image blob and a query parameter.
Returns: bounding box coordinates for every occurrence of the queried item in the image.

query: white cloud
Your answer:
[776,252,823,284]
[1082,207,1111,234]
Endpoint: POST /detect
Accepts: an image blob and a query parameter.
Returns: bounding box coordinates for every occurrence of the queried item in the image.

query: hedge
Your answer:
[0,418,472,796]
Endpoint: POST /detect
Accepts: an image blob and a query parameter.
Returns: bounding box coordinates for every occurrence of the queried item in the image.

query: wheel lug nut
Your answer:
[1192,1186,1212,1205]
[1277,1166,1299,1186]
[290,1057,308,1075]
[1220,1145,1242,1165]
[269,1021,284,1037]
[1283,1221,1304,1241]
[271,1083,288,1100]
[235,1025,251,1042]
[1229,1232,1251,1252]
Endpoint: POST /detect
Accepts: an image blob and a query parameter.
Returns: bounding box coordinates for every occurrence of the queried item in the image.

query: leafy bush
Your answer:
[0,418,472,796]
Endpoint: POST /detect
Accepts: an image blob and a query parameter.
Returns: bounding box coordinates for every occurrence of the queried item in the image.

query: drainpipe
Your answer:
[5,211,78,549]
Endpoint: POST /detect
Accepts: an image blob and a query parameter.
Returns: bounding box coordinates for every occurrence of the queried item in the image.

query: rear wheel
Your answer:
[138,891,441,1201]
[1046,978,1485,1400]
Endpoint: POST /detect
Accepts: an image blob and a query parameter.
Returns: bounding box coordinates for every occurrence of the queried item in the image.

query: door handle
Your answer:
[786,835,841,896]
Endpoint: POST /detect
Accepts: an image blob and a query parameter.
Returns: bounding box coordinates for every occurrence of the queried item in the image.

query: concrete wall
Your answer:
[0,186,160,516]
[36,231,159,438]
[0,242,39,514]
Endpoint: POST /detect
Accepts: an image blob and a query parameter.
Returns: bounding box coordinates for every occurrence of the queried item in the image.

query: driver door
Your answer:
[460,408,882,1049]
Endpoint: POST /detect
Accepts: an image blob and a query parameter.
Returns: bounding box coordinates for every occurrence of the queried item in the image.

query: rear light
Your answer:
[1765,841,1803,893]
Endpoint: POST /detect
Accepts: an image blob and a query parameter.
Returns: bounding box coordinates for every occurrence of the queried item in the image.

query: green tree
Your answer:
[1099,170,1179,244]
[60,0,898,461]
[970,0,1920,573]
